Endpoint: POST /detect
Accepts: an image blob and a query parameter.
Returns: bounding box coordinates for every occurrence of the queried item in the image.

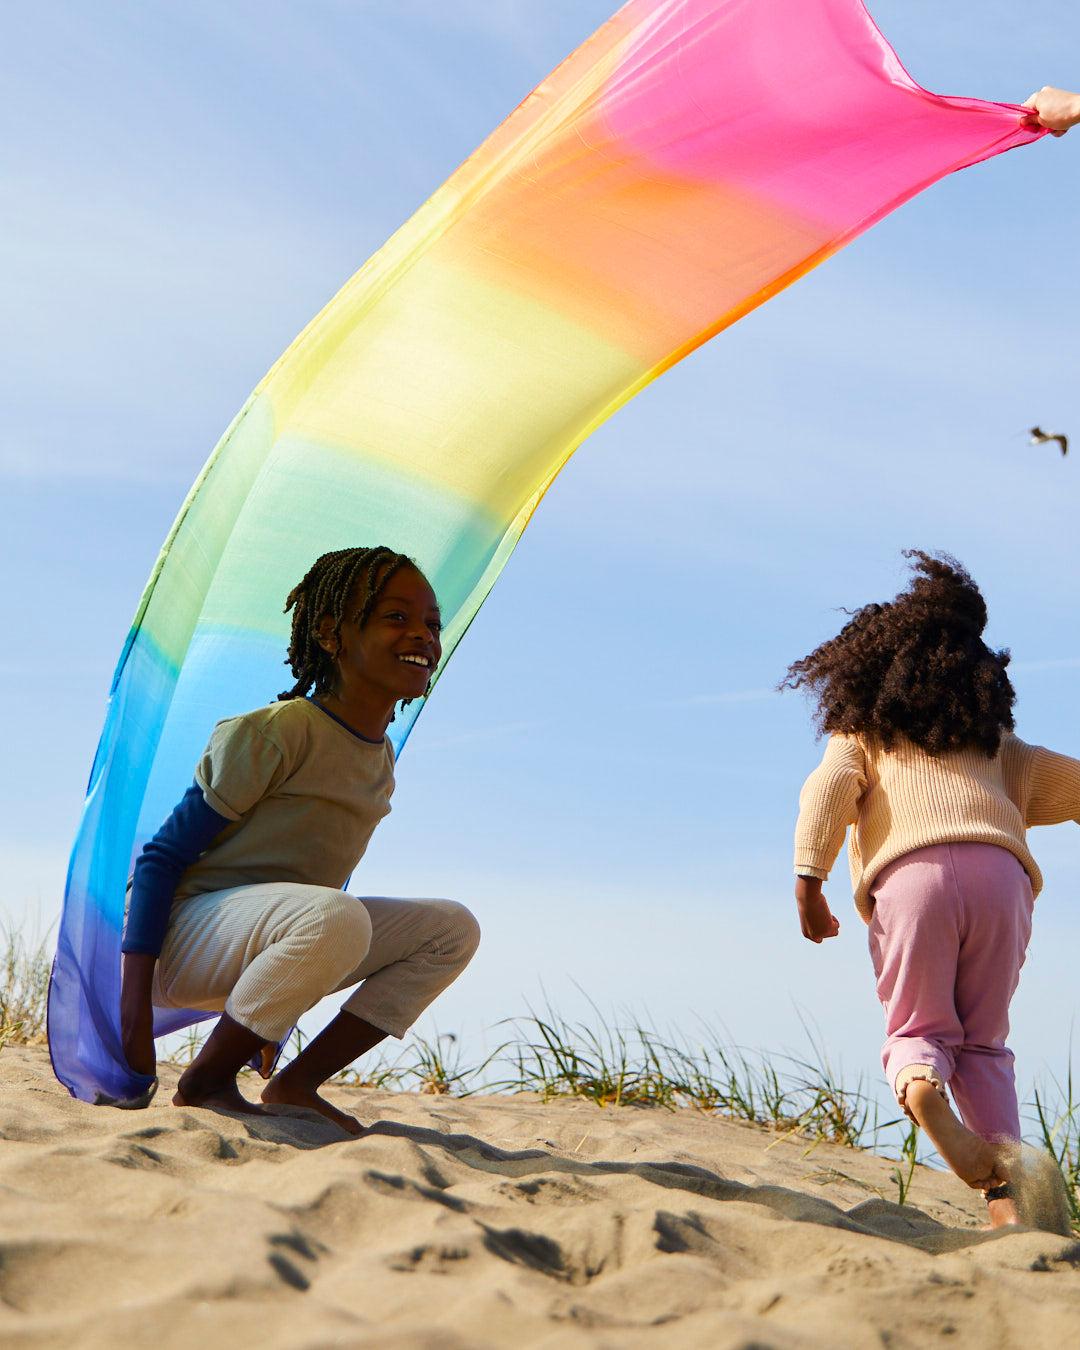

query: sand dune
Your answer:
[0,1045,1077,1348]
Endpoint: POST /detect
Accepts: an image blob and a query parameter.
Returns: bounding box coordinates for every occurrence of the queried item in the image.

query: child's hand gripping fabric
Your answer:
[120,952,157,1076]
[1022,86,1080,135]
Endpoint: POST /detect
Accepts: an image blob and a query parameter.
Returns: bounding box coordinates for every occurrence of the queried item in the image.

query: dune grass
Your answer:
[1030,1069,1080,1231]
[485,1004,893,1150]
[251,1003,896,1148]
[0,922,51,1048]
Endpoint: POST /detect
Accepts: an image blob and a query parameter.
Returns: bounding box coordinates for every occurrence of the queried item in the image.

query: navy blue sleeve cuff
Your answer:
[121,784,230,957]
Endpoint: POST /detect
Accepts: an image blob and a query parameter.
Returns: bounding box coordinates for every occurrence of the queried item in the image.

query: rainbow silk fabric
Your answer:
[49,0,1044,1103]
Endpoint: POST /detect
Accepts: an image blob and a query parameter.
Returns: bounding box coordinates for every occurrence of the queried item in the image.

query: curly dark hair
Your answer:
[781,550,1015,756]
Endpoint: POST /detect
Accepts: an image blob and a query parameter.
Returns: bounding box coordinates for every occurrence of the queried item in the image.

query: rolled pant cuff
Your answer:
[893,1062,947,1107]
[340,998,408,1040]
[224,998,295,1045]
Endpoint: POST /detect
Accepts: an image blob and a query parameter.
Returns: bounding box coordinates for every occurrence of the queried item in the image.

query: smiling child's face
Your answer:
[323,564,442,706]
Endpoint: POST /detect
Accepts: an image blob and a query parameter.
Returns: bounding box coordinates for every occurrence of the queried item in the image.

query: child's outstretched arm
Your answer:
[1022,87,1080,134]
[796,875,840,943]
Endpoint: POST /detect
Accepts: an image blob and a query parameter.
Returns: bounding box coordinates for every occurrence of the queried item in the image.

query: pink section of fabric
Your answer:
[868,842,1034,1142]
[601,0,1045,232]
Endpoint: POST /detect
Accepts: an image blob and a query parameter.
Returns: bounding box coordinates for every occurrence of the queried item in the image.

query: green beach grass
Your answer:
[4,923,1077,1230]
[0,920,50,1049]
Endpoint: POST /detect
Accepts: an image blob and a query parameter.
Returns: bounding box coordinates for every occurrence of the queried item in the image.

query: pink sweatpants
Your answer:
[867,842,1034,1142]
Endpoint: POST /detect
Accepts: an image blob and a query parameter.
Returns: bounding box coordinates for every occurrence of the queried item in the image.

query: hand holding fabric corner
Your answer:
[1022,86,1080,134]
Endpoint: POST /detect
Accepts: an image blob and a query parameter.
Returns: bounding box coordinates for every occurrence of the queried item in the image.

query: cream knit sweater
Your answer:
[794,733,1080,923]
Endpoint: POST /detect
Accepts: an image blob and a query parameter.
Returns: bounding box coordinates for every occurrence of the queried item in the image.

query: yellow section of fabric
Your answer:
[261,260,644,523]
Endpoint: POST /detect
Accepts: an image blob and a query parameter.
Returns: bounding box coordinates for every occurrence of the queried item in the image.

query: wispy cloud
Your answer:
[1011,658,1080,674]
[417,718,542,750]
[659,687,779,711]
[417,686,779,750]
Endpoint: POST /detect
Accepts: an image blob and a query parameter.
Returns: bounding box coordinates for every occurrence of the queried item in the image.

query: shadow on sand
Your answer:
[221,1104,1072,1257]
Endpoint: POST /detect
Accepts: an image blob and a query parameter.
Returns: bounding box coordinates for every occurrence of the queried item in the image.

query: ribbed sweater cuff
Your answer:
[794,864,830,881]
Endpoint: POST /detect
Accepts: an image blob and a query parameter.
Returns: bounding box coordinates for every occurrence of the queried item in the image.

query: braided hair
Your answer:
[781,550,1016,756]
[279,545,417,701]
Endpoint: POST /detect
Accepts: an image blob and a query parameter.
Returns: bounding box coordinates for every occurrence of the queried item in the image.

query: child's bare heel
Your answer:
[982,1180,1021,1230]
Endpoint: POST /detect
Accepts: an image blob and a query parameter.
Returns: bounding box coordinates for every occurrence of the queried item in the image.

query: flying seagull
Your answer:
[1030,426,1068,456]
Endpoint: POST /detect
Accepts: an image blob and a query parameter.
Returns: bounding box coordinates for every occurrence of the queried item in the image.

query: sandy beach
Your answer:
[0,1044,1077,1349]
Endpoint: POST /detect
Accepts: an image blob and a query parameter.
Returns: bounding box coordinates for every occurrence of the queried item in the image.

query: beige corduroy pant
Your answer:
[151,884,481,1044]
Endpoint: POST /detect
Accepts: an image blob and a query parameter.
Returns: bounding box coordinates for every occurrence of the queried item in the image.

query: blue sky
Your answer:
[3,1,1079,1119]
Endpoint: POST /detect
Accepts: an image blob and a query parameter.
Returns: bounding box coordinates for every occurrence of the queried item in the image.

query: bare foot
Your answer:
[173,1076,266,1117]
[261,1078,364,1136]
[258,1043,278,1080]
[906,1080,1005,1190]
[985,1195,1022,1230]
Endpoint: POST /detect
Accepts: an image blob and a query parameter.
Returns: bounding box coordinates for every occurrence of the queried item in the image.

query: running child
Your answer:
[784,550,1080,1227]
[120,545,480,1135]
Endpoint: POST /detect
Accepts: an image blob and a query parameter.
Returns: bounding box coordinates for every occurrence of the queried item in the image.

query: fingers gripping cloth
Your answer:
[47,0,1047,1105]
